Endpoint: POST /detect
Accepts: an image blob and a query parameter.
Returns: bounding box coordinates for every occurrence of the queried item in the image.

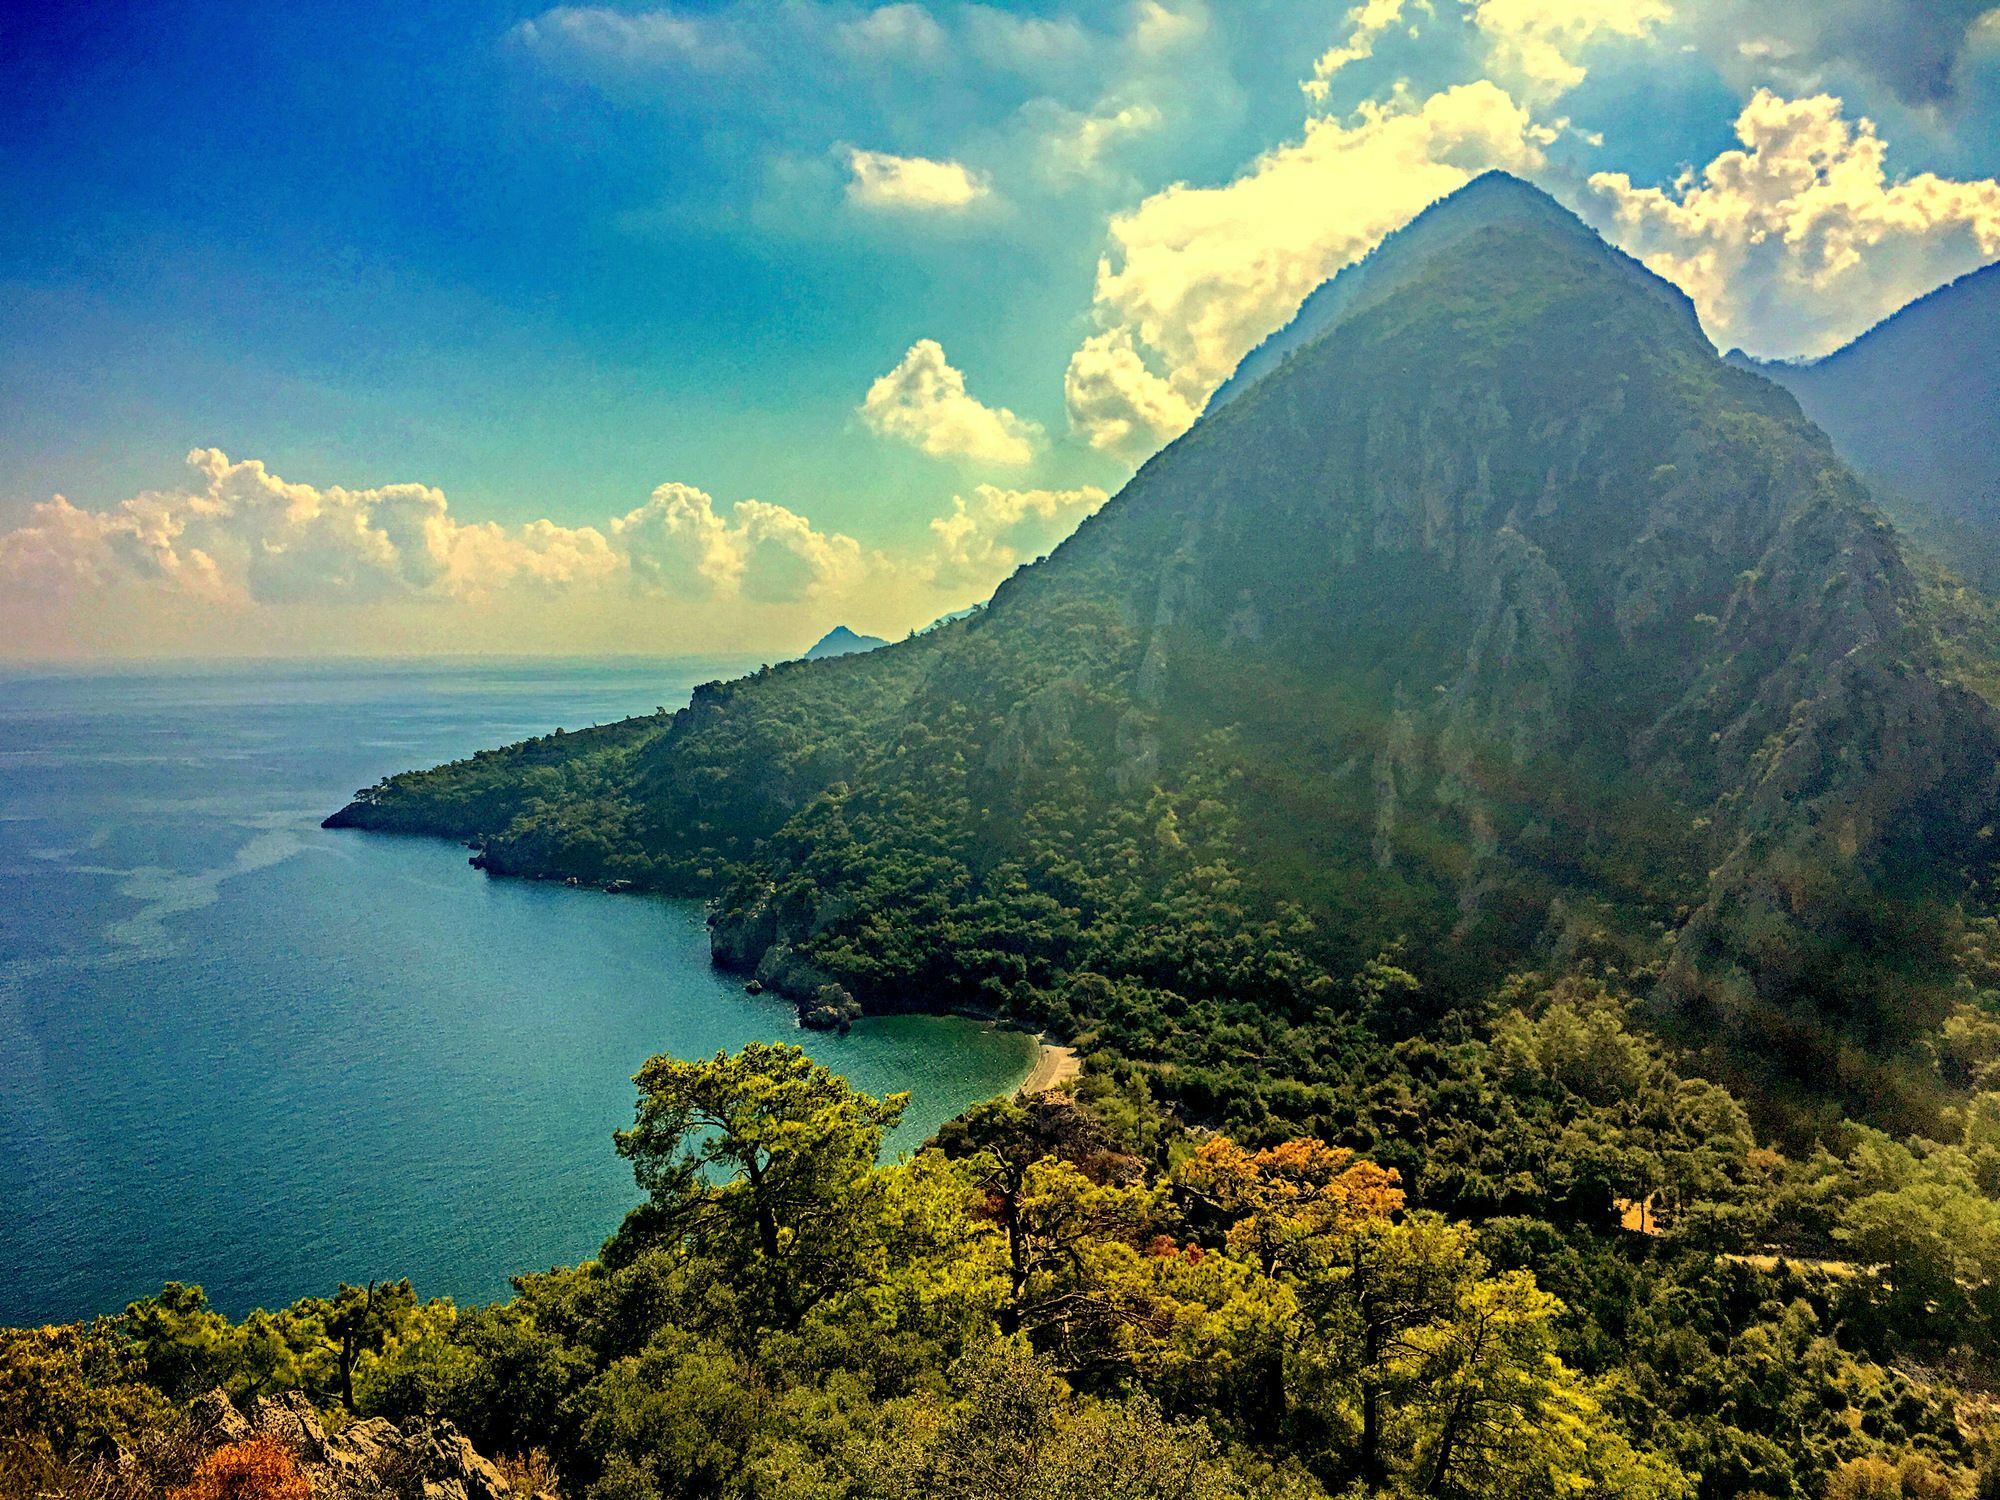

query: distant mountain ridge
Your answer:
[1737,261,2000,582]
[329,174,2000,1124]
[802,626,888,660]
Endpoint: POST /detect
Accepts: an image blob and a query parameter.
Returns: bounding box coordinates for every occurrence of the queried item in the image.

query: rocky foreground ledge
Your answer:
[93,1388,541,1500]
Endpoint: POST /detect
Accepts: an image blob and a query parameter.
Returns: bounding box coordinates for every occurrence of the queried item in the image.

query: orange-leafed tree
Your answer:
[1180,1137,1403,1276]
[167,1438,312,1500]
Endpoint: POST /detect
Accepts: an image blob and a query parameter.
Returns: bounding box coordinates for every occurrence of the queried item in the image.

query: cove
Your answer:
[0,661,1035,1326]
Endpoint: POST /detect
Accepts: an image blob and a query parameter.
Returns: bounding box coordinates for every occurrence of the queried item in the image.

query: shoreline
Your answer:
[1017,1037,1081,1095]
[330,822,1082,1101]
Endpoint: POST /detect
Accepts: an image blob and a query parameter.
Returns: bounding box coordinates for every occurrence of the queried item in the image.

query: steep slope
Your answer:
[330,175,2000,1120]
[1741,263,2000,582]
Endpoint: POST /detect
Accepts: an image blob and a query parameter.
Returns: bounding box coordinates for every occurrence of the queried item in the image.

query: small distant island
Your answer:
[800,625,887,660]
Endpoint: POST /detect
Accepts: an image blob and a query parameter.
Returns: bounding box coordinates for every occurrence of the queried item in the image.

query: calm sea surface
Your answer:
[0,659,1034,1326]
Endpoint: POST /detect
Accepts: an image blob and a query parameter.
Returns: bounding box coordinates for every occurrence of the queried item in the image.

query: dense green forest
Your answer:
[17,174,2000,1498]
[16,1024,2000,1499]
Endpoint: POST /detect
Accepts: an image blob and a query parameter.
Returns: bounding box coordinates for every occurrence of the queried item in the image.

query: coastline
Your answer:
[1017,1037,1081,1095]
[330,808,1085,1103]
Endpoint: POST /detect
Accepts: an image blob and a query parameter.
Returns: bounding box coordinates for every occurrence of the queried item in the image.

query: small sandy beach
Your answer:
[1017,1037,1081,1094]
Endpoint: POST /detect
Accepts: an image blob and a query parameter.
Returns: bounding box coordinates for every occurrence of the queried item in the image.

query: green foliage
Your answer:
[22,1042,2000,1500]
[0,1320,170,1492]
[119,1278,433,1416]
[610,1041,910,1331]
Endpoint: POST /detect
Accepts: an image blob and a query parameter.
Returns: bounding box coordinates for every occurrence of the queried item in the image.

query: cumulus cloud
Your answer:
[927,482,1109,586]
[1581,89,2000,357]
[844,148,993,212]
[1063,329,1202,459]
[861,340,1044,465]
[442,518,621,600]
[611,483,865,602]
[0,450,868,616]
[0,447,1132,656]
[1305,0,1415,99]
[1307,0,1670,105]
[4,450,486,607]
[1465,0,1672,99]
[1063,81,1553,456]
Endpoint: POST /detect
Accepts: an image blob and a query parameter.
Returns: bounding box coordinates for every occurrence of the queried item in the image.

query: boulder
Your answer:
[187,1387,252,1447]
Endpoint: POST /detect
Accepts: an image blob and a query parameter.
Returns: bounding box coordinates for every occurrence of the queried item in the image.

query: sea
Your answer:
[0,658,1034,1326]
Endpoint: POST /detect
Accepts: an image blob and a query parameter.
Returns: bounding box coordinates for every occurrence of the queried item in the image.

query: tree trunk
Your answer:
[744,1155,795,1326]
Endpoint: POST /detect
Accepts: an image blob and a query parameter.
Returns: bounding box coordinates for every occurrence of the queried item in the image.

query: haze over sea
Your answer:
[0,658,1034,1327]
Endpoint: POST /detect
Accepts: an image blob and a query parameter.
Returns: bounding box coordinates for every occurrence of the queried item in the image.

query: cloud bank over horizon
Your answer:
[0,450,1106,658]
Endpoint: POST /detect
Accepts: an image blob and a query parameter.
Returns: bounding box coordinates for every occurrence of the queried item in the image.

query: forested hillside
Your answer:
[329,174,2000,1137]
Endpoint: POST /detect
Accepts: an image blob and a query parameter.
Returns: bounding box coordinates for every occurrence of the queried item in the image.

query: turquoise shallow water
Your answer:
[0,660,1034,1326]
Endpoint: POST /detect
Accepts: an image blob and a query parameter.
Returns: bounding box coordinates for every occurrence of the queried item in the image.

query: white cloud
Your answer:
[577,482,868,603]
[0,442,1142,649]
[844,148,993,212]
[1037,98,1165,183]
[962,7,1094,76]
[837,4,948,62]
[1305,0,1415,99]
[442,518,620,600]
[861,340,1044,465]
[1129,0,1208,56]
[0,448,1144,655]
[507,7,751,71]
[510,0,1253,237]
[1063,81,1553,456]
[927,482,1109,586]
[1,449,472,607]
[731,499,868,602]
[0,451,867,615]
[1582,89,2000,357]
[1062,328,1200,458]
[1465,0,1672,99]
[608,482,746,598]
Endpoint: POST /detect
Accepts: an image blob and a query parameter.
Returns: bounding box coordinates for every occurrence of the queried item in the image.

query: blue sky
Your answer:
[4,0,1998,656]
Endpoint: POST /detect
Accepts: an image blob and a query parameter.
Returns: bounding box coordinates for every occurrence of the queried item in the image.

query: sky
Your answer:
[2,0,1998,659]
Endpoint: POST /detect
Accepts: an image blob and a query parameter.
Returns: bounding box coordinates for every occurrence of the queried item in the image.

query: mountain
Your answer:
[1205,169,1595,414]
[1738,262,2000,582]
[802,625,888,660]
[328,173,2000,1128]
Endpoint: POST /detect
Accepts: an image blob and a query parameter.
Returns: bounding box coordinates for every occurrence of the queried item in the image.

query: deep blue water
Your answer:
[0,660,1034,1326]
